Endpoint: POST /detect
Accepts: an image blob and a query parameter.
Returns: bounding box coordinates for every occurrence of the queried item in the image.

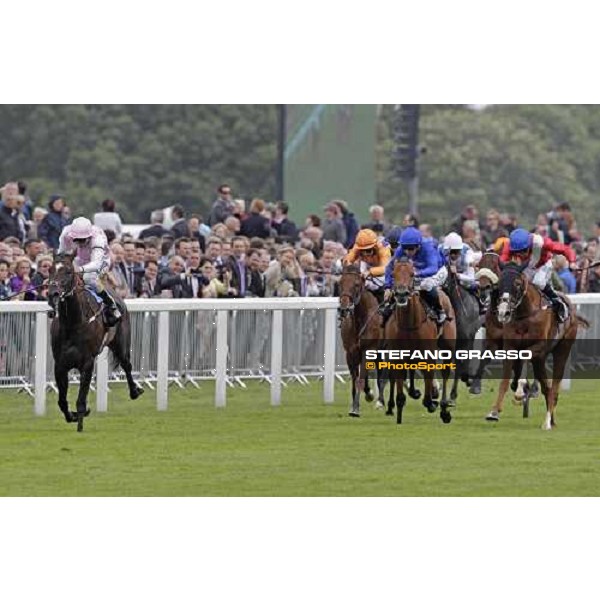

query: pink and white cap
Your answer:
[70,217,94,239]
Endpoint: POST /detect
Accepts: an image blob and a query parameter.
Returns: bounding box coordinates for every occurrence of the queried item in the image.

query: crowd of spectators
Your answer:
[2,179,600,303]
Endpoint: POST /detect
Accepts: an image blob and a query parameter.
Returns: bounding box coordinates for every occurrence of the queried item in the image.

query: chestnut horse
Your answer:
[485,263,589,429]
[472,251,532,404]
[338,264,385,417]
[384,258,456,425]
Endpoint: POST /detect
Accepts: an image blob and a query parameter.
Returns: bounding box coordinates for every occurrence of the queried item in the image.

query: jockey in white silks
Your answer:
[51,217,122,325]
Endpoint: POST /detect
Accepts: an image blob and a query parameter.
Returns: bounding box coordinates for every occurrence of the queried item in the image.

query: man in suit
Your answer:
[246,248,266,297]
[120,240,144,295]
[227,236,249,297]
[135,259,163,298]
[139,210,169,240]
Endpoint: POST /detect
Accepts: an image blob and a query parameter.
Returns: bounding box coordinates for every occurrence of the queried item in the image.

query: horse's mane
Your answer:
[342,263,361,274]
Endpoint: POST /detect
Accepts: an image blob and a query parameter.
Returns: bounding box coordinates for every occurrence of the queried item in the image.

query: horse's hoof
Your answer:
[77,418,84,433]
[365,390,375,402]
[445,398,456,408]
[385,410,394,417]
[440,411,452,424]
[469,382,482,395]
[408,389,421,400]
[423,400,438,414]
[348,411,360,418]
[485,411,500,422]
[130,386,144,400]
[375,400,384,410]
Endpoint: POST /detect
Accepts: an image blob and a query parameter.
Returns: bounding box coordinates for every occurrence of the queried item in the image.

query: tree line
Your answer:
[1,104,598,233]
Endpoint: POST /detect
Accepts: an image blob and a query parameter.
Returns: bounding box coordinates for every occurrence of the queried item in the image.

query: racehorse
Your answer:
[443,269,480,403]
[384,257,456,425]
[338,263,385,417]
[485,262,589,429]
[49,254,144,432]
[472,251,531,402]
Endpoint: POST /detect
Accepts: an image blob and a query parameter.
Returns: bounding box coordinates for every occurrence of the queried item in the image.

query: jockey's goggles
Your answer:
[361,247,376,255]
[73,238,90,243]
[402,245,418,251]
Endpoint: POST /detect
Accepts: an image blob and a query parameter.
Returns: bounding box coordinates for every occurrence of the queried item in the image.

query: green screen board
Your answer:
[284,104,377,223]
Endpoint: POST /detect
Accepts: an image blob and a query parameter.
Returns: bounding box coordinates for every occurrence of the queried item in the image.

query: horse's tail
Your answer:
[576,314,591,329]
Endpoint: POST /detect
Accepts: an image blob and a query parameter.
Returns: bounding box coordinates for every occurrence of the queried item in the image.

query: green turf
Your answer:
[1,378,599,496]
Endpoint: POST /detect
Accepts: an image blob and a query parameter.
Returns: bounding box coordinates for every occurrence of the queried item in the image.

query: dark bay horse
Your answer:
[486,263,589,429]
[443,269,480,403]
[338,264,385,417]
[384,258,456,425]
[49,255,143,431]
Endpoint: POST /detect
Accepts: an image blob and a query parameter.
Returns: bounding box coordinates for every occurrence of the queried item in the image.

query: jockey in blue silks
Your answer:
[383,226,448,324]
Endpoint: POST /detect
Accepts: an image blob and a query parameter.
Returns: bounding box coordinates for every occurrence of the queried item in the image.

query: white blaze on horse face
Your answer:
[497,293,510,323]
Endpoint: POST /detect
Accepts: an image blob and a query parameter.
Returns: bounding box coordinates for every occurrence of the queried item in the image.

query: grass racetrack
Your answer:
[1,378,599,496]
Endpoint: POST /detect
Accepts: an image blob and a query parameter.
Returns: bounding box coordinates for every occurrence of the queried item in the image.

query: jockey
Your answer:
[441,232,487,314]
[51,217,122,325]
[343,228,390,302]
[383,226,448,324]
[386,226,403,253]
[500,228,577,322]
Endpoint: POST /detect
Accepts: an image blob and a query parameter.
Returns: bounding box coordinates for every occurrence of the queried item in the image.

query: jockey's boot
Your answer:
[371,287,385,305]
[378,296,395,327]
[99,289,122,326]
[423,288,447,324]
[543,284,568,323]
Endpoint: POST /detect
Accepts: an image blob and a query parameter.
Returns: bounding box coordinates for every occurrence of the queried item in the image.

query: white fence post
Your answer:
[34,311,48,416]
[215,309,228,408]
[96,347,109,412]
[323,308,337,404]
[271,309,283,406]
[156,311,170,410]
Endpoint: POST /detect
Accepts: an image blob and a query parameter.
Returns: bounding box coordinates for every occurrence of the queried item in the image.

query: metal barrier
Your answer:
[0,297,340,415]
[2,294,600,415]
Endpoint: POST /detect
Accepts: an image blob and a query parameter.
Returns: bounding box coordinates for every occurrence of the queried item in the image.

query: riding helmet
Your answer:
[355,229,378,250]
[509,228,531,252]
[400,227,422,247]
[443,232,463,251]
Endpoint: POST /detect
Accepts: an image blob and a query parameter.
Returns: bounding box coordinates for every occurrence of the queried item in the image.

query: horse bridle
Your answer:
[392,260,418,308]
[498,269,528,324]
[51,263,82,304]
[338,271,364,319]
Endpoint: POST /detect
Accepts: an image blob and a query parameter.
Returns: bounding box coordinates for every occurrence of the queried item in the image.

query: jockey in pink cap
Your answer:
[50,217,122,325]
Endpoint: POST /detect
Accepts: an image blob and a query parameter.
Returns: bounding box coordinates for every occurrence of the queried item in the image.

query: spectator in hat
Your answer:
[93,198,123,237]
[38,195,70,250]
